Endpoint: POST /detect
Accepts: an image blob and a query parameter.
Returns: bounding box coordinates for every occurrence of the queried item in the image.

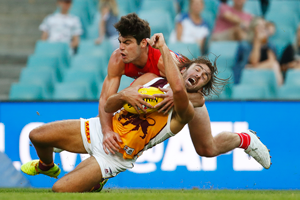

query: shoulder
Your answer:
[176,13,189,23]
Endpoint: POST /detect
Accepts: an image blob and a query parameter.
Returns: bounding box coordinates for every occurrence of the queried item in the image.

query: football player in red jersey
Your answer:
[99,13,271,169]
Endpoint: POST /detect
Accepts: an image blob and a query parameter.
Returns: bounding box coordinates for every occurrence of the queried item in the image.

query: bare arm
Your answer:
[99,51,124,154]
[222,11,243,25]
[71,35,80,48]
[41,31,48,40]
[105,73,158,113]
[248,39,261,65]
[148,34,194,124]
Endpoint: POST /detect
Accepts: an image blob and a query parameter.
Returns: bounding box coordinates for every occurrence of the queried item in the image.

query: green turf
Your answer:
[0,189,299,200]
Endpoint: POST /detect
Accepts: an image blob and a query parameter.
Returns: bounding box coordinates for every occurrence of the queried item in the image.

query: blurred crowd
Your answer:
[12,0,299,100]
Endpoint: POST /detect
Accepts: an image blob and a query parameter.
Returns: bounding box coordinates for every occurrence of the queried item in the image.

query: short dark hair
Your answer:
[114,13,151,45]
[179,56,229,96]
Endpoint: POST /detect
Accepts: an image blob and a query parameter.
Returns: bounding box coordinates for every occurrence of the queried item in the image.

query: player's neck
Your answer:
[131,46,149,68]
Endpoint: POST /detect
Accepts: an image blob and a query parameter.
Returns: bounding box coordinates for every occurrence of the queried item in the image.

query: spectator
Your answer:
[169,0,210,54]
[95,0,119,50]
[280,24,300,80]
[212,0,252,41]
[234,17,282,85]
[39,0,83,54]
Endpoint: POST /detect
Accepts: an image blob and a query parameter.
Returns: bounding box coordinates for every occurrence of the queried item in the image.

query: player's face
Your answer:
[181,63,211,92]
[118,36,142,63]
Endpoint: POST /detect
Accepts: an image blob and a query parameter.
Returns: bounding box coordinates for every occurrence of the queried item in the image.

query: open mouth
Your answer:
[188,77,196,86]
[120,52,126,58]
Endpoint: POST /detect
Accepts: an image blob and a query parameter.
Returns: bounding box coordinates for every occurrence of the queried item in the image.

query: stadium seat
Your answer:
[34,41,70,68]
[202,11,216,31]
[243,0,262,16]
[19,67,57,97]
[285,69,300,86]
[77,40,113,64]
[116,0,137,15]
[231,84,271,100]
[63,69,100,98]
[277,85,300,100]
[86,12,101,40]
[52,82,94,100]
[267,0,300,14]
[168,42,201,60]
[239,69,277,97]
[266,12,298,33]
[138,10,173,42]
[209,41,239,69]
[140,0,176,22]
[26,55,61,81]
[269,26,295,45]
[70,55,107,80]
[9,83,44,100]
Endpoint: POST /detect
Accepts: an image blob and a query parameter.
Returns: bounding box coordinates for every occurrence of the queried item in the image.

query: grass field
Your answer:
[0,189,299,200]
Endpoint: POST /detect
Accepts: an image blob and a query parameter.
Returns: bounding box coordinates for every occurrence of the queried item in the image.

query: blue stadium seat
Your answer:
[19,67,57,97]
[26,55,61,81]
[140,0,176,21]
[285,69,300,86]
[202,11,216,31]
[63,69,100,98]
[267,1,300,14]
[243,0,262,16]
[209,41,239,69]
[138,10,173,42]
[269,26,295,44]
[239,69,277,97]
[231,84,271,100]
[9,83,44,100]
[52,82,94,100]
[168,42,201,60]
[34,41,70,68]
[86,12,101,40]
[78,40,113,64]
[116,0,137,15]
[70,55,107,80]
[266,12,298,33]
[277,85,300,100]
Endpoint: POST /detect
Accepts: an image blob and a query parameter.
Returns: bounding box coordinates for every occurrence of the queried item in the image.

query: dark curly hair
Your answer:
[114,13,151,45]
[179,56,229,97]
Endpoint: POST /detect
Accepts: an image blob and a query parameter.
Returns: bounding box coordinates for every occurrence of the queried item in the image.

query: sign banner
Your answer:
[0,101,298,189]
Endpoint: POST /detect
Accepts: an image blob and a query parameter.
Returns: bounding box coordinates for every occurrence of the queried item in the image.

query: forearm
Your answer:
[248,40,261,65]
[159,45,184,92]
[104,91,126,113]
[41,31,48,40]
[222,12,242,25]
[71,36,80,48]
[99,98,114,132]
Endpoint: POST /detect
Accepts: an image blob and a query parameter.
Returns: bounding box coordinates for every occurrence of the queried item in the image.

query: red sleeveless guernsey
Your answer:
[124,45,161,79]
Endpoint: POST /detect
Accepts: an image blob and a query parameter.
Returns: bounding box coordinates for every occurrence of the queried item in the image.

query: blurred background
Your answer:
[0,0,299,190]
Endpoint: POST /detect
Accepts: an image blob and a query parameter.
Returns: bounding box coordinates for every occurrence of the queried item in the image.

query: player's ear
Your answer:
[141,39,148,48]
[180,67,187,74]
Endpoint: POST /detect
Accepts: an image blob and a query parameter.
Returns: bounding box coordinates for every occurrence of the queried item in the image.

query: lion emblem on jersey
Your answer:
[118,112,156,139]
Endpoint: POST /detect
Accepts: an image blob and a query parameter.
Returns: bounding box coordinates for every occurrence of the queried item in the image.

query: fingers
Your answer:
[157,87,169,92]
[158,101,174,114]
[152,93,168,98]
[154,98,169,109]
[103,142,115,154]
[141,94,155,99]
